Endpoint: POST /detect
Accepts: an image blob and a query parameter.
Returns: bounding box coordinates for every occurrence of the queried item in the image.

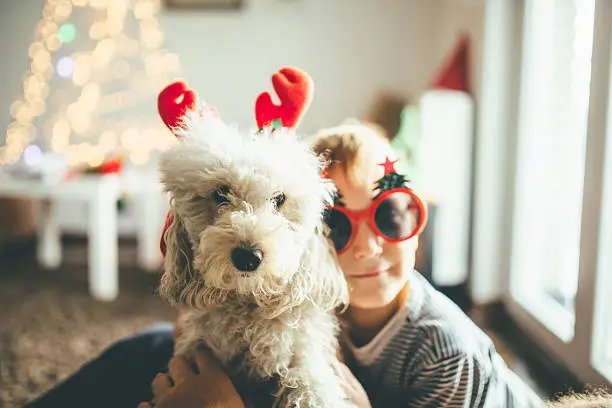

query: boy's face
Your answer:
[328,147,418,310]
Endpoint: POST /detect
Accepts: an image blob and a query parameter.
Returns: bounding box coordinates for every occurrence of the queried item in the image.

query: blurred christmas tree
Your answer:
[1,0,181,168]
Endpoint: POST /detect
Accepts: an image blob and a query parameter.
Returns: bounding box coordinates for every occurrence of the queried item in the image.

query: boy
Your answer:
[311,123,543,407]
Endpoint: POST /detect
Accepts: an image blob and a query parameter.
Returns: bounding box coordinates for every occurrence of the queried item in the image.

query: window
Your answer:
[473,0,612,385]
[509,0,596,342]
[591,76,612,381]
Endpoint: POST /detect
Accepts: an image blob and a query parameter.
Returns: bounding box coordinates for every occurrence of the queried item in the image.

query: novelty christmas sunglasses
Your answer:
[323,158,428,254]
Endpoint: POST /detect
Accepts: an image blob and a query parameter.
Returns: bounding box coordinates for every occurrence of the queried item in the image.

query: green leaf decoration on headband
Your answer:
[271,118,282,130]
[257,118,283,135]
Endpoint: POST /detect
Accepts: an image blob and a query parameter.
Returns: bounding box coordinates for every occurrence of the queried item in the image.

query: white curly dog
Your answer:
[155,67,353,408]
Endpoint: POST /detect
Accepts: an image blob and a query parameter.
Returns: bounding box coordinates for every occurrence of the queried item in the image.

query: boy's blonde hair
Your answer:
[310,121,390,186]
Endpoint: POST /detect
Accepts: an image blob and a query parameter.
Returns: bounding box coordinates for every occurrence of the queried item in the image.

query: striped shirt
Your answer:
[340,271,544,408]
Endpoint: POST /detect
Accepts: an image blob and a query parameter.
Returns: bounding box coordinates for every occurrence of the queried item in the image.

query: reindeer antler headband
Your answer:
[157,66,314,257]
[157,66,314,134]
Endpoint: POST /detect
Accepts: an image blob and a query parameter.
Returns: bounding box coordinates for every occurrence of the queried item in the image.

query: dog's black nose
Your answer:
[231,247,263,272]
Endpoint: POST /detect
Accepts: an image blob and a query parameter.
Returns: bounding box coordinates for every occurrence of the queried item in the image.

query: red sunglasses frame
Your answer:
[326,187,428,254]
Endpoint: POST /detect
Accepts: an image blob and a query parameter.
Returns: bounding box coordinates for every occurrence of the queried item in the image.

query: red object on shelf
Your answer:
[97,157,124,174]
[430,34,472,95]
[73,157,125,176]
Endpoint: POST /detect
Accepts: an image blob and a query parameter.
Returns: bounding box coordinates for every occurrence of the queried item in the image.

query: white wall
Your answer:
[158,0,438,133]
[0,0,446,137]
[0,0,487,136]
[0,0,486,235]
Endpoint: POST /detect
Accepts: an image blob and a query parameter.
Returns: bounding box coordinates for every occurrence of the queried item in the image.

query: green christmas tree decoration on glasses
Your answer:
[373,157,411,199]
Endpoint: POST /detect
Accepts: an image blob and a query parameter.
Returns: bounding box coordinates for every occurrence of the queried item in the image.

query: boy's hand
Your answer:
[137,349,245,408]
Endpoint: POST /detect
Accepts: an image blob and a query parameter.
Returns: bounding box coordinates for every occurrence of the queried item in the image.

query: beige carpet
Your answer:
[0,240,176,408]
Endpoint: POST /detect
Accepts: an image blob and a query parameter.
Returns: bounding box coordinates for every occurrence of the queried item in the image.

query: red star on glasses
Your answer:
[378,157,399,175]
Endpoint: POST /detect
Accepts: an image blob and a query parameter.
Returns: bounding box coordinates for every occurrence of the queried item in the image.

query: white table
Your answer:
[0,171,164,301]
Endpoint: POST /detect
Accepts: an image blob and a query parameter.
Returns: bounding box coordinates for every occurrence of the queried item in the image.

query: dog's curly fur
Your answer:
[547,392,612,408]
[157,108,352,408]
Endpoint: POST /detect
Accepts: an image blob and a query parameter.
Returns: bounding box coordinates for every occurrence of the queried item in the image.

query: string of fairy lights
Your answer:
[1,0,181,167]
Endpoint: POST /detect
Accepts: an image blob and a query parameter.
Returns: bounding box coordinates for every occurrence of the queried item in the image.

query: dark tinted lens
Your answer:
[324,208,353,252]
[374,192,420,240]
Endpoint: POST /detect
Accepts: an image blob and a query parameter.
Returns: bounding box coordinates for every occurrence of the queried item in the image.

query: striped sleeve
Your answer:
[400,325,488,408]
[407,351,486,408]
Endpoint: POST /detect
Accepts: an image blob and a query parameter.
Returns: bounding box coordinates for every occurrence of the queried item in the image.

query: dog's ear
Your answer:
[159,209,203,306]
[299,227,349,311]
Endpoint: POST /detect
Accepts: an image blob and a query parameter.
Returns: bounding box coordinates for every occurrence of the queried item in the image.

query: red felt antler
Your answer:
[157,81,205,257]
[158,81,199,134]
[255,66,314,130]
[159,211,174,257]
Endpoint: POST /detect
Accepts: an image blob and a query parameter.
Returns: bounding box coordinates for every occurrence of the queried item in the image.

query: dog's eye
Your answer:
[271,192,286,210]
[212,185,231,205]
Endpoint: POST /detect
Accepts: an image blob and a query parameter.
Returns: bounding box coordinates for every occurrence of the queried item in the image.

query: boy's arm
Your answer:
[405,349,543,408]
[406,351,485,407]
